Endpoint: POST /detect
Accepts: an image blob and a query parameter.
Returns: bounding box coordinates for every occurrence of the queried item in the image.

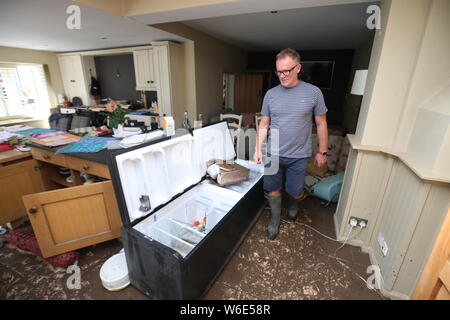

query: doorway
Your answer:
[233,73,265,114]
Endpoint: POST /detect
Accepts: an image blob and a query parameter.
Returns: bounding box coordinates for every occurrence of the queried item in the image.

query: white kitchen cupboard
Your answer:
[57,42,185,123]
[133,48,158,91]
[134,42,185,123]
[57,55,95,106]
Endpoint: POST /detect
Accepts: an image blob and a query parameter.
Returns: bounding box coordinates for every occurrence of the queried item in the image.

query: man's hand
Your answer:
[314,153,327,168]
[254,150,263,164]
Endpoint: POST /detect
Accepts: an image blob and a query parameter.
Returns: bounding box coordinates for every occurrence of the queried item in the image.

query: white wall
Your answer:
[153,22,246,123]
[336,0,450,299]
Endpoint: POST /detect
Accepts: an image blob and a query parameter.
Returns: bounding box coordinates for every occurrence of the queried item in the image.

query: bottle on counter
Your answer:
[182,110,192,131]
[194,113,203,128]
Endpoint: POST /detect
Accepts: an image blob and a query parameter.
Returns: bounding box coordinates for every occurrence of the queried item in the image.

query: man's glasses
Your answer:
[274,64,299,77]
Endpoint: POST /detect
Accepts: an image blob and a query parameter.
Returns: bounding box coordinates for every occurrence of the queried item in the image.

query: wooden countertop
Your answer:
[26,142,109,165]
[0,149,31,165]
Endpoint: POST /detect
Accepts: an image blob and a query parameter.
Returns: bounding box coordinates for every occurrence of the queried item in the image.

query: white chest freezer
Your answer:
[107,121,265,299]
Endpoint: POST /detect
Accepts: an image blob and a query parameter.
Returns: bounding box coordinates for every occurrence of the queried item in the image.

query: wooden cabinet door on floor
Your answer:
[23,181,122,258]
[0,158,45,225]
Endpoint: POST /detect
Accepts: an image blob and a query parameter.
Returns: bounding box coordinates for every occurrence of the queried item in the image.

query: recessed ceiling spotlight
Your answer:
[101,37,108,40]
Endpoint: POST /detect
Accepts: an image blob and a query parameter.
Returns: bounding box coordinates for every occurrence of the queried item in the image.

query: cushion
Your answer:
[241,113,256,128]
[336,136,351,172]
[2,231,79,268]
[327,135,344,172]
[307,158,328,178]
[311,133,343,172]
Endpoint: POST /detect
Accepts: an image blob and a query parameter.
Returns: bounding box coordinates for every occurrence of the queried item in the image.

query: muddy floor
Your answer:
[0,196,385,300]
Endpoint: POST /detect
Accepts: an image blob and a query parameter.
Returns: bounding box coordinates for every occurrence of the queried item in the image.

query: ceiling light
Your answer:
[101,37,108,40]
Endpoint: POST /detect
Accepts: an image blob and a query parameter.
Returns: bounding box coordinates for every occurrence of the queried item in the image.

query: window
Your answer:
[0,63,51,119]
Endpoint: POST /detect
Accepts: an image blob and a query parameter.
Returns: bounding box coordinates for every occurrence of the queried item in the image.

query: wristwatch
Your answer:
[318,151,328,156]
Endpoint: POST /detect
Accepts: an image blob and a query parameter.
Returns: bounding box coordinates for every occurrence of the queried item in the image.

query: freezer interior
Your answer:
[134,160,263,258]
[114,122,264,258]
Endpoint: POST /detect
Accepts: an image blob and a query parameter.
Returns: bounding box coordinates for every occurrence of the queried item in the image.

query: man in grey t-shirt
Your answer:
[254,48,329,239]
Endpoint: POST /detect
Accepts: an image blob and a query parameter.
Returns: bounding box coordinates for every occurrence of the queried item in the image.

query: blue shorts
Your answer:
[264,155,308,198]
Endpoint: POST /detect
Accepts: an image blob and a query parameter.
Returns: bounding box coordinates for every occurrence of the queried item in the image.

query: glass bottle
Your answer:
[195,113,203,128]
[182,110,192,130]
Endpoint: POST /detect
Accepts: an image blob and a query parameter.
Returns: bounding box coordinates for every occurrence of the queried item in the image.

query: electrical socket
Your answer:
[349,216,368,228]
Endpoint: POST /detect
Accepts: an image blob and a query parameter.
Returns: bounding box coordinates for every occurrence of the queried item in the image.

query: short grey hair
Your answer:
[276,48,301,64]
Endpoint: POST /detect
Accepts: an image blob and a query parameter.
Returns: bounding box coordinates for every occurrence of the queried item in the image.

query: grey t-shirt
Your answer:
[261,81,327,158]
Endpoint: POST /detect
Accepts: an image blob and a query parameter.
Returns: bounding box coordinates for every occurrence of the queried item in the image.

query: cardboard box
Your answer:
[216,162,250,186]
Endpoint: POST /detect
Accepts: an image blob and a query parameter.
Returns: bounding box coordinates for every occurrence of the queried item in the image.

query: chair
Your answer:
[255,113,263,133]
[220,113,242,130]
[220,113,242,155]
[254,113,267,160]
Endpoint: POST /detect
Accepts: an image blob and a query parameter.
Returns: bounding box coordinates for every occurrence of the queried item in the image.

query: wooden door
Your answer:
[153,44,172,116]
[23,181,122,258]
[412,208,450,300]
[234,74,263,113]
[0,158,45,225]
[58,56,75,99]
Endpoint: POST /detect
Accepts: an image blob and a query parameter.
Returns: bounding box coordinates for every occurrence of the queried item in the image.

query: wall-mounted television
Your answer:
[299,61,335,89]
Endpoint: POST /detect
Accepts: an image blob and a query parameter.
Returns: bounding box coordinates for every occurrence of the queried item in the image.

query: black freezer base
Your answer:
[122,179,264,299]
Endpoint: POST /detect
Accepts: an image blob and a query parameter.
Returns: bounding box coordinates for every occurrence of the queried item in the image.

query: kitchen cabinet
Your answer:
[0,150,45,226]
[108,121,265,299]
[57,42,186,125]
[57,55,95,106]
[133,48,158,91]
[133,42,185,122]
[22,146,122,258]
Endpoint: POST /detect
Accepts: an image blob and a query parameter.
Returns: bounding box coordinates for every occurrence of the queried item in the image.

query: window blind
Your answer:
[0,63,51,119]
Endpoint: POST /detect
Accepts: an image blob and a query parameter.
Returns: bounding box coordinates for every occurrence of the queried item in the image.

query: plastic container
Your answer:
[162,116,175,136]
[99,253,130,291]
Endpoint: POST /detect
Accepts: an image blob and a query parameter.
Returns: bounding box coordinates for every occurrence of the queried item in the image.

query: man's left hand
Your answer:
[315,153,327,168]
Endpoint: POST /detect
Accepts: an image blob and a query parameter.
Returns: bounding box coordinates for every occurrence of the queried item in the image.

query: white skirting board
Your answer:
[333,214,410,300]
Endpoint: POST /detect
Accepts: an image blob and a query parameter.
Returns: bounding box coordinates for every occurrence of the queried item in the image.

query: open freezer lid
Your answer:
[114,134,202,224]
[113,121,236,224]
[193,120,236,174]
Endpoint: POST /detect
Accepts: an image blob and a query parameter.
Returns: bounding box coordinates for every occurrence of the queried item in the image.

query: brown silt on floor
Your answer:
[0,197,385,300]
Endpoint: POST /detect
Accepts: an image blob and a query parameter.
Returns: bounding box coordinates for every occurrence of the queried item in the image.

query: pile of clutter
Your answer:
[0,125,30,151]
[206,159,250,187]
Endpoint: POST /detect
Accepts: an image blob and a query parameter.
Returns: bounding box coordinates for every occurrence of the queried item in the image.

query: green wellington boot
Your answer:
[287,196,300,221]
[265,193,282,239]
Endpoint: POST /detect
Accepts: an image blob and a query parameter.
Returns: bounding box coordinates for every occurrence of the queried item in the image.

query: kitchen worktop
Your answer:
[0,149,32,165]
[25,128,189,165]
[26,141,109,164]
